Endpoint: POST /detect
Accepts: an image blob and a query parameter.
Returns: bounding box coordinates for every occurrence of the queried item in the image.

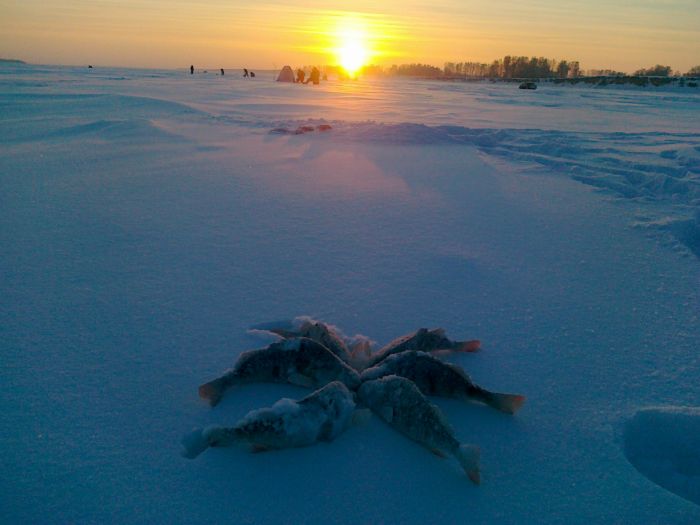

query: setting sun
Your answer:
[334,24,370,75]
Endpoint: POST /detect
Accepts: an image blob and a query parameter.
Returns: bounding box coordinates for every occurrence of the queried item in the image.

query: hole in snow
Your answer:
[623,407,700,506]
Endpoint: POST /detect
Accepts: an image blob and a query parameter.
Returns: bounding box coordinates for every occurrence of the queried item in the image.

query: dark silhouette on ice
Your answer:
[305,67,320,85]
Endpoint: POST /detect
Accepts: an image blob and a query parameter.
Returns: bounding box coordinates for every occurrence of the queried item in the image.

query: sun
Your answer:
[335,24,370,76]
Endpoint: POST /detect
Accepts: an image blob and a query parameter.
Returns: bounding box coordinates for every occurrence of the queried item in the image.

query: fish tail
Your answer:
[454,339,481,352]
[456,444,481,484]
[198,376,232,406]
[486,392,526,414]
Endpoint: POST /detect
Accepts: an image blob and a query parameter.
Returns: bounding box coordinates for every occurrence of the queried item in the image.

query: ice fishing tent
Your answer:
[277,65,295,82]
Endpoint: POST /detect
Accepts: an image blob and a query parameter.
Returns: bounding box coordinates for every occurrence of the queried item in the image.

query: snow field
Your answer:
[1,64,700,523]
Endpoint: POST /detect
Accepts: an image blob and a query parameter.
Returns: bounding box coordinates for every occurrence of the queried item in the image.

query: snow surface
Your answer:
[2,64,700,523]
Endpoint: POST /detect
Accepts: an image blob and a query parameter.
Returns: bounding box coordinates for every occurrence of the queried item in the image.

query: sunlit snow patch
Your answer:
[624,407,700,505]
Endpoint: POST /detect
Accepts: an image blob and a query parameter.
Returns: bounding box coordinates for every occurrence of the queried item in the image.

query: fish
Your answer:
[366,328,480,368]
[358,375,481,484]
[250,317,355,365]
[183,381,356,458]
[361,351,525,414]
[198,338,361,406]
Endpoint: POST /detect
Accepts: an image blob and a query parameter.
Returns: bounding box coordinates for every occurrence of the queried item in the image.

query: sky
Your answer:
[1,0,698,72]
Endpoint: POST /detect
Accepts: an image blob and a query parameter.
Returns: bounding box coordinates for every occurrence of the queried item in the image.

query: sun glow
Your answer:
[332,20,372,76]
[337,28,368,75]
[305,12,403,76]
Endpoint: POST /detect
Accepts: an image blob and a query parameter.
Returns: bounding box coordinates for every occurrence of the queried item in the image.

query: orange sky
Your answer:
[1,0,698,72]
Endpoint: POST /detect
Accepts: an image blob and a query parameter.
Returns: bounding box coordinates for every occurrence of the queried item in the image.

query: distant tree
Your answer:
[633,64,672,77]
[359,64,385,77]
[488,60,500,78]
[389,63,442,78]
[540,57,551,77]
[587,68,625,77]
[528,57,539,77]
[568,61,580,78]
[511,56,526,77]
[462,61,489,77]
[686,65,700,77]
[556,60,569,79]
[437,54,581,80]
[503,55,512,79]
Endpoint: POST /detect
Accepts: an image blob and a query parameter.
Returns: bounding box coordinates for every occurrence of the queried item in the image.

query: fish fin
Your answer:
[348,340,372,370]
[349,339,372,358]
[454,340,481,352]
[248,320,300,339]
[268,328,301,338]
[488,393,526,415]
[181,428,210,459]
[456,444,481,485]
[429,340,480,357]
[288,372,315,389]
[430,447,448,458]
[198,379,225,407]
[352,408,372,426]
[249,319,296,331]
[444,362,474,383]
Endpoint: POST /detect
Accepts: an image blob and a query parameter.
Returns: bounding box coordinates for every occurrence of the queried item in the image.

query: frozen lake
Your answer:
[2,64,700,523]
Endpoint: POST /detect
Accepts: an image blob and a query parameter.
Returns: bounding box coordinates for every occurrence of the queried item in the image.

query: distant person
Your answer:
[221,68,225,76]
[305,67,320,85]
[250,71,255,78]
[243,68,249,78]
[190,65,194,75]
[296,69,305,83]
[88,65,93,69]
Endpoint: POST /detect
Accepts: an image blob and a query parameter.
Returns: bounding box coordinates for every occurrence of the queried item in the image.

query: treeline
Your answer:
[359,57,579,79]
[445,56,581,79]
[633,65,672,77]
[632,64,700,77]
[386,63,444,77]
[357,59,700,80]
[587,69,626,77]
